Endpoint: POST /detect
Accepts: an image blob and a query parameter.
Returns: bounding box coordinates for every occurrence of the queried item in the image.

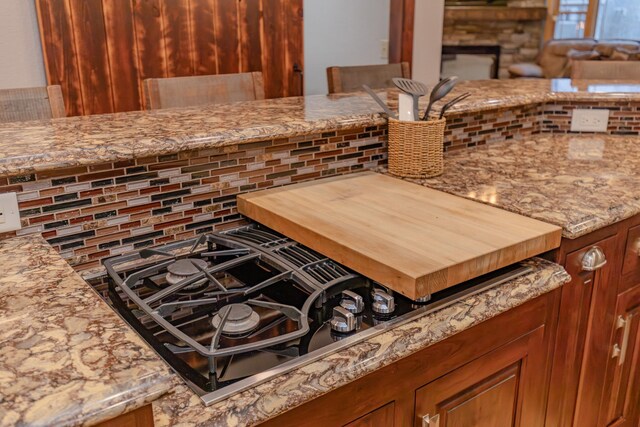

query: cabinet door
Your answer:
[597,285,640,427]
[344,402,395,427]
[415,328,548,427]
[547,236,618,427]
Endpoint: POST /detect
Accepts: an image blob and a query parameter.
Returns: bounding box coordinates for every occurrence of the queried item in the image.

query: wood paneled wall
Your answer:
[36,0,304,116]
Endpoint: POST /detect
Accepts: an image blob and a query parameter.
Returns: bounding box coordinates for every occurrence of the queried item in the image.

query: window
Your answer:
[554,0,589,39]
[595,0,640,39]
[549,0,640,40]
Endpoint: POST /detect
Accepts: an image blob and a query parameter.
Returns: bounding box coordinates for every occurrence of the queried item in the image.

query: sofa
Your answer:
[508,38,640,79]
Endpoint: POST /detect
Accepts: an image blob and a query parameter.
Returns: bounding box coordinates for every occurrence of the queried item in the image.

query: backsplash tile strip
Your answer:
[3,99,640,273]
[0,127,387,271]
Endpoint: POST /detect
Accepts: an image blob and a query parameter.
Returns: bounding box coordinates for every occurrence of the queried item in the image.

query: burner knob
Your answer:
[372,289,395,315]
[330,306,357,333]
[340,290,364,314]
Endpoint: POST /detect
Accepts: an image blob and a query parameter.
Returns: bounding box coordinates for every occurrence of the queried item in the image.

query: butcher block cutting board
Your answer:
[237,172,562,299]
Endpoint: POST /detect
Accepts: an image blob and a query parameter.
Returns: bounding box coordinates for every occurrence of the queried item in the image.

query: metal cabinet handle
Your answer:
[422,414,440,427]
[581,246,607,272]
[612,314,633,366]
[633,238,640,257]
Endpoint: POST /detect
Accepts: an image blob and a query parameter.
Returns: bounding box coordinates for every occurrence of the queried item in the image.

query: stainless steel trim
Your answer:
[581,246,607,272]
[197,264,533,405]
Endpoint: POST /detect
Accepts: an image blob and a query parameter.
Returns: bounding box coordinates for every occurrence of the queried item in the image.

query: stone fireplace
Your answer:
[442,0,547,79]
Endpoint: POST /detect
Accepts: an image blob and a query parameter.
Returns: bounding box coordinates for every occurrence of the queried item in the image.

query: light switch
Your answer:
[0,193,21,233]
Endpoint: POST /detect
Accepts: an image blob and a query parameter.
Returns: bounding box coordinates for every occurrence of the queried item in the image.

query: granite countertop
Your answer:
[0,93,386,177]
[1,79,640,177]
[440,78,640,116]
[151,258,569,427]
[0,236,175,426]
[403,134,640,239]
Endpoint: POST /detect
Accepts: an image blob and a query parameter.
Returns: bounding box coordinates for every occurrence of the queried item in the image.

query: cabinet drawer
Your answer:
[622,224,640,277]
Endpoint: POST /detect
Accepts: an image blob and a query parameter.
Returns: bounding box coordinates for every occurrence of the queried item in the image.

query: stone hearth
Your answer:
[443,0,547,78]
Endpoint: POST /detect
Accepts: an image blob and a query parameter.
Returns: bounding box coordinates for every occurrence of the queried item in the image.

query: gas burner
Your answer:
[166,258,208,289]
[211,303,261,336]
[107,223,511,406]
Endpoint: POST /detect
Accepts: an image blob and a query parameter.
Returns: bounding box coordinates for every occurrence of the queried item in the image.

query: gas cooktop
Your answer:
[104,223,531,405]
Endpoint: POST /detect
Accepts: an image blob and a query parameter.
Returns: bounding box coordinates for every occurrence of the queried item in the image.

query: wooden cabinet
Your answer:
[547,213,640,427]
[96,404,154,427]
[344,402,395,427]
[598,285,640,427]
[548,235,618,427]
[415,328,547,427]
[262,288,560,427]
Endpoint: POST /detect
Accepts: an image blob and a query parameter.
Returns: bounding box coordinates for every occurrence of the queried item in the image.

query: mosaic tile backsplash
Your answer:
[2,99,640,273]
[0,126,386,271]
[541,101,640,135]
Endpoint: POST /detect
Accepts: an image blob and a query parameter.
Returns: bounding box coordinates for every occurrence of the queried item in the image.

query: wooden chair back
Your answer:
[142,72,265,110]
[326,62,411,94]
[571,60,640,80]
[0,85,66,123]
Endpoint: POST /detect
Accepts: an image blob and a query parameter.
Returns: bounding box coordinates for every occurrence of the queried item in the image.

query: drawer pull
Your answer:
[612,315,633,366]
[422,413,440,427]
[581,247,607,272]
[634,237,640,257]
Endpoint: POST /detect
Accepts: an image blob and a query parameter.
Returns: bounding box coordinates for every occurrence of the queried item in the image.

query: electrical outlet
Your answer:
[0,192,21,233]
[380,39,389,60]
[571,109,610,132]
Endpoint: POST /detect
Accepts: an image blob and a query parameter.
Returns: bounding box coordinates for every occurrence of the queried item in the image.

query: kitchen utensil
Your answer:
[423,76,458,120]
[392,78,428,120]
[398,93,415,121]
[362,85,398,119]
[438,92,471,119]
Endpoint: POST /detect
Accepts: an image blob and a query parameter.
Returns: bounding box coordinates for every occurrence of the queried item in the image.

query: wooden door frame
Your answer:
[389,0,415,68]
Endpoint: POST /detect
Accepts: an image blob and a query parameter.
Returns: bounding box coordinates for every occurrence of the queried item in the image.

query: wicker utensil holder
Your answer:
[387,117,446,179]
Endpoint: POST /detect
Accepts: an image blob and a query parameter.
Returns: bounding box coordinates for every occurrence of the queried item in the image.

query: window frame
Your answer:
[545,0,600,40]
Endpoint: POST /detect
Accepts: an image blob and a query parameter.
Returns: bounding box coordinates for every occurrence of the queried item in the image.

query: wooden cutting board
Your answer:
[237,172,562,299]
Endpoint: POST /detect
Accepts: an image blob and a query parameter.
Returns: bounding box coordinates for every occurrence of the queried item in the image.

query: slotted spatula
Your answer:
[392,78,428,120]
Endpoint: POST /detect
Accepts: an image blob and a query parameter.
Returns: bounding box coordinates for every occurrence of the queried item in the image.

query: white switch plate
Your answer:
[0,192,21,233]
[380,39,389,60]
[571,109,610,132]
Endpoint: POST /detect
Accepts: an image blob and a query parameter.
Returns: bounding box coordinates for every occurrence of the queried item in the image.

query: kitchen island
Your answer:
[0,79,639,426]
[0,231,569,426]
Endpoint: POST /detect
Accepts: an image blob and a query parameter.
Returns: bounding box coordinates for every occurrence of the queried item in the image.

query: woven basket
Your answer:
[387,117,446,179]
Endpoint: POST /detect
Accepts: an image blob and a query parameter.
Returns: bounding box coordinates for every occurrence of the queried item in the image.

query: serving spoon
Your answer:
[422,76,459,120]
